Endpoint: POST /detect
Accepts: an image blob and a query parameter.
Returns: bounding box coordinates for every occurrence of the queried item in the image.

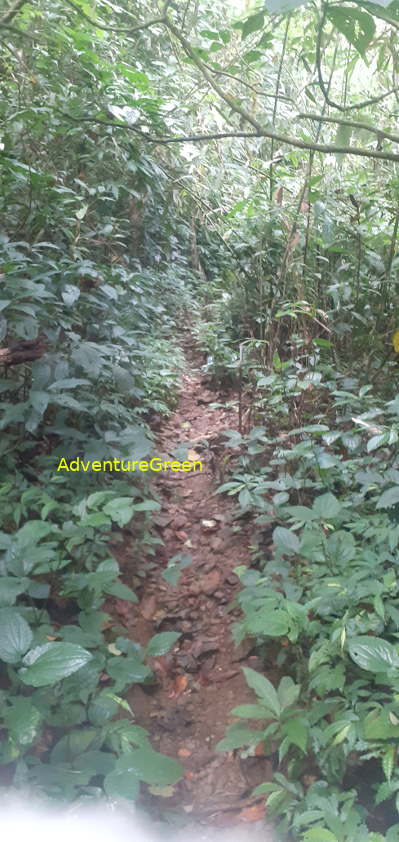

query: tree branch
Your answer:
[62,0,166,34]
[297,112,399,145]
[165,18,263,132]
[58,110,399,162]
[315,4,399,112]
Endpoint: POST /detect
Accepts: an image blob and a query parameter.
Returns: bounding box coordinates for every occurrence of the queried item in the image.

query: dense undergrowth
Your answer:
[3,0,399,838]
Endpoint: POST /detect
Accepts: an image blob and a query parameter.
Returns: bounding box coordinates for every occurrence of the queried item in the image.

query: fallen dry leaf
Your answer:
[201,519,217,530]
[187,448,201,461]
[255,741,266,756]
[140,593,157,620]
[169,673,188,698]
[178,747,191,758]
[148,785,175,797]
[201,569,221,595]
[239,802,266,822]
[107,642,122,656]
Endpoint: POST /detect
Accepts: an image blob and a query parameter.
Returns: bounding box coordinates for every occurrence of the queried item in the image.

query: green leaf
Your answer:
[245,605,290,637]
[19,642,92,686]
[277,676,300,710]
[104,768,140,800]
[348,636,399,673]
[115,748,183,786]
[285,505,316,522]
[382,745,396,781]
[281,716,308,752]
[88,689,120,726]
[105,581,138,602]
[273,526,299,555]
[376,486,399,509]
[72,749,115,776]
[146,632,181,657]
[302,830,338,842]
[132,500,161,512]
[62,285,80,306]
[231,704,270,719]
[326,6,375,57]
[367,433,389,452]
[242,666,281,717]
[215,725,263,752]
[312,492,341,519]
[241,11,264,39]
[3,697,42,745]
[76,203,88,220]
[363,708,399,740]
[0,576,29,606]
[0,608,33,663]
[106,655,152,689]
[30,390,49,415]
[103,497,135,527]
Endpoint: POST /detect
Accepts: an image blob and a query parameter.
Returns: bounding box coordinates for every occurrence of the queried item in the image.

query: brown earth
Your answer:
[112,341,275,831]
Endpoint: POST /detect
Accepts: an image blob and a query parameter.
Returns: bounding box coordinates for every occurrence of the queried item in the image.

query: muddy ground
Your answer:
[111,342,276,834]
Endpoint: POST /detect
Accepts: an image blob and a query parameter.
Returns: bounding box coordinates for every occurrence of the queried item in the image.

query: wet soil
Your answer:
[114,341,275,830]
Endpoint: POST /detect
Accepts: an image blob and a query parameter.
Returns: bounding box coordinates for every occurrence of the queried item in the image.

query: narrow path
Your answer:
[119,341,274,830]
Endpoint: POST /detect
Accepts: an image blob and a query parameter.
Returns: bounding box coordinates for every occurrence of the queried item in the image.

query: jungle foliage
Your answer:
[2,0,399,838]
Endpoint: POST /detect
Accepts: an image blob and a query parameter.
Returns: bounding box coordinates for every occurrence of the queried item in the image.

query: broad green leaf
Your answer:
[312,493,341,519]
[245,606,290,637]
[241,11,264,39]
[29,390,49,415]
[19,642,92,686]
[277,676,300,710]
[105,581,138,602]
[242,666,281,716]
[326,6,375,57]
[0,576,29,606]
[48,378,90,391]
[281,716,308,752]
[215,726,263,752]
[367,433,389,452]
[62,285,80,306]
[104,768,140,800]
[273,526,299,555]
[146,632,181,657]
[103,497,135,527]
[231,704,270,719]
[115,748,183,786]
[72,749,115,775]
[285,505,315,522]
[302,830,338,842]
[348,636,399,673]
[376,486,399,509]
[363,709,399,740]
[106,655,152,689]
[16,520,54,546]
[3,697,42,745]
[0,608,33,663]
[88,690,120,726]
[132,500,161,512]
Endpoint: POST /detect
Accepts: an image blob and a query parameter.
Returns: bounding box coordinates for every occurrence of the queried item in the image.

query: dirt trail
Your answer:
[118,341,274,829]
